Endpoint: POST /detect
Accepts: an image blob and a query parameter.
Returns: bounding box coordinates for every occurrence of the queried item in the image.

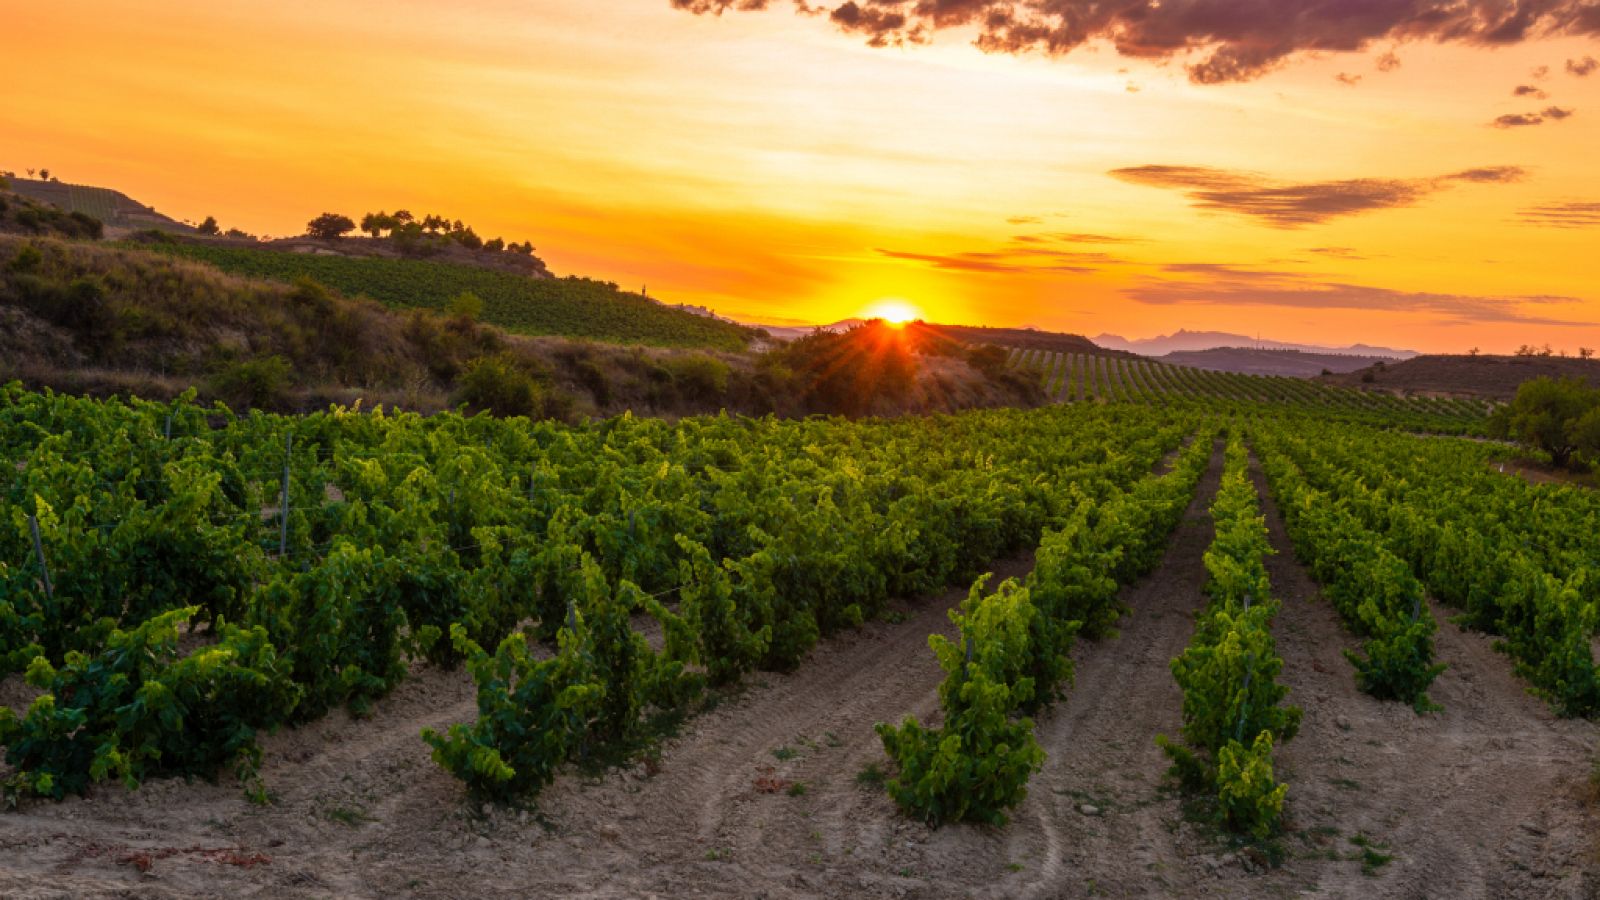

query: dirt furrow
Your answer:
[1003,438,1227,899]
[1248,456,1600,900]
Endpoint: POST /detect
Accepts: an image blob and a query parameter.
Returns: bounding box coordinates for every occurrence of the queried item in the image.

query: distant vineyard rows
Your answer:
[138,242,759,351]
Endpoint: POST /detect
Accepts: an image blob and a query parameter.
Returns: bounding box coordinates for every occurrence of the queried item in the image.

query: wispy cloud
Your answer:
[1570,56,1600,77]
[1518,201,1600,227]
[1108,164,1524,228]
[1129,264,1589,326]
[875,234,1132,275]
[1308,246,1367,260]
[674,1,1600,84]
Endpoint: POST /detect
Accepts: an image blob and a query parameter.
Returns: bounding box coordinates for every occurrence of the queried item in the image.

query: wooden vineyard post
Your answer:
[28,513,53,601]
[279,432,293,558]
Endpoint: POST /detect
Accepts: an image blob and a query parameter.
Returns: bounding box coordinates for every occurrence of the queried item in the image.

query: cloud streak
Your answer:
[1130,264,1589,326]
[875,233,1132,274]
[1519,201,1600,227]
[1108,164,1524,227]
[672,0,1600,84]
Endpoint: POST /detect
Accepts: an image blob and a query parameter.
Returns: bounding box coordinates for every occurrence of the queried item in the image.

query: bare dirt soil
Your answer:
[2,444,1597,898]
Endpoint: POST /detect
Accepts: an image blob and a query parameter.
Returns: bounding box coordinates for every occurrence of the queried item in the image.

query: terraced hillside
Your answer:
[135,239,760,350]
[1008,348,1493,432]
[6,178,193,234]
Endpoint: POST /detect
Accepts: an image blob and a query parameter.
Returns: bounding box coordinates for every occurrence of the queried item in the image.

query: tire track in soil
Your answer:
[1247,455,1600,900]
[562,554,1045,898]
[1003,438,1228,900]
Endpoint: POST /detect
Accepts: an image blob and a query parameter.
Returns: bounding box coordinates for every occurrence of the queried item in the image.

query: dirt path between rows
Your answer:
[3,441,1598,899]
[1246,456,1600,900]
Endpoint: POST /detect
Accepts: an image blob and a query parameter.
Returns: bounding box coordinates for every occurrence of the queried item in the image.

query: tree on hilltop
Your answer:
[197,216,221,236]
[361,211,398,238]
[306,213,356,240]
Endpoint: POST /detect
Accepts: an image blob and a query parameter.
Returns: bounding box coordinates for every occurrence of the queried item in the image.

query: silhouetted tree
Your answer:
[306,212,356,240]
[484,237,505,253]
[38,169,50,181]
[360,211,398,238]
[197,216,221,236]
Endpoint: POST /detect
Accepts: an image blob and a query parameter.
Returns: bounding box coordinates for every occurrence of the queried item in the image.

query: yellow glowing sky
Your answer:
[5,0,1600,352]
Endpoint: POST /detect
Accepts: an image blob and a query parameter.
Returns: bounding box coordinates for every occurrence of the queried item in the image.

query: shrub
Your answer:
[448,291,484,323]
[422,624,601,802]
[0,608,300,801]
[454,353,542,418]
[664,354,731,399]
[208,355,294,410]
[1216,731,1288,839]
[7,244,42,273]
[876,578,1045,826]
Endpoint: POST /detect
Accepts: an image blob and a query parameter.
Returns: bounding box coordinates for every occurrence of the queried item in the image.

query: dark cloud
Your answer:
[1336,72,1363,86]
[1494,112,1543,127]
[1129,265,1588,326]
[673,1,1600,84]
[1108,165,1524,227]
[1571,56,1600,75]
[1514,84,1549,97]
[1376,51,1403,72]
[1518,201,1600,227]
[1532,64,1552,79]
[1006,215,1043,225]
[1493,106,1576,126]
[1308,246,1367,259]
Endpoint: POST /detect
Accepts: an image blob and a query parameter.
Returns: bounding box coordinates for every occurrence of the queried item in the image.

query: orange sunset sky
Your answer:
[5,0,1600,353]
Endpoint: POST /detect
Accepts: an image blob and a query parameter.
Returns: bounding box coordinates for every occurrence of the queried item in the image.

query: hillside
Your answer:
[131,235,760,351]
[917,323,1129,356]
[1159,347,1391,378]
[6,177,193,235]
[0,234,1037,418]
[1324,354,1600,401]
[1097,329,1417,359]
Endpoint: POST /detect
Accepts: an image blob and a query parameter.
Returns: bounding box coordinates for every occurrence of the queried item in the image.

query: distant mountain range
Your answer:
[1094,329,1418,359]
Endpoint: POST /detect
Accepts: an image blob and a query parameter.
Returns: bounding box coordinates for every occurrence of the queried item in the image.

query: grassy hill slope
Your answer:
[1325,354,1600,401]
[1160,347,1390,377]
[915,323,1127,356]
[133,237,760,351]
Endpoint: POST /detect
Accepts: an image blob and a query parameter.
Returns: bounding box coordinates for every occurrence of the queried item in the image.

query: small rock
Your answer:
[1078,804,1101,817]
[1242,847,1270,871]
[1521,823,1548,837]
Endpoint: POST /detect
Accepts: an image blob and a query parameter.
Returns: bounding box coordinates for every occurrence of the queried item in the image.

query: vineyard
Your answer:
[1007,348,1493,434]
[131,241,761,351]
[2,384,1598,897]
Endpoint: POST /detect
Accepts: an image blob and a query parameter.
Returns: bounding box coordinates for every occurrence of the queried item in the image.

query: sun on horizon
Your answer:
[863,299,922,326]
